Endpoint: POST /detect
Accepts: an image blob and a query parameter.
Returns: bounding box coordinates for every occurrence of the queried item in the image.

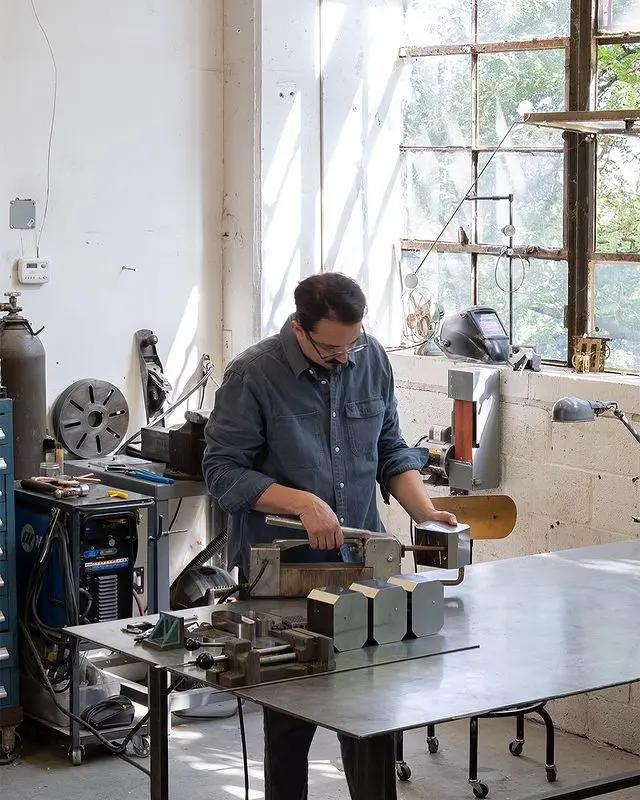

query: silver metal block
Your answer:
[349,579,407,644]
[249,544,281,597]
[414,521,471,570]
[307,586,368,652]
[388,575,444,637]
[363,537,402,579]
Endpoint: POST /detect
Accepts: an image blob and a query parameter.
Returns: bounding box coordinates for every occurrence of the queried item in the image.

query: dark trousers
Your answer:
[263,708,397,800]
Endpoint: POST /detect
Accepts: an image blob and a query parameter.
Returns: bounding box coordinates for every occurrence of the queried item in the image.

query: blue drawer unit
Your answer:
[0,399,20,760]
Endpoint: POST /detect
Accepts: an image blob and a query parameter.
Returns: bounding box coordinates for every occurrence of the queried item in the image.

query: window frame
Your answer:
[399,0,640,368]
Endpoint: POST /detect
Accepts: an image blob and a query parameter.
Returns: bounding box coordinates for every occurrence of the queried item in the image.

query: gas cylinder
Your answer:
[0,292,47,479]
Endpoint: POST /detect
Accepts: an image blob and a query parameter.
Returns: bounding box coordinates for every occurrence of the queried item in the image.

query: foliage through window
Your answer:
[401,0,640,368]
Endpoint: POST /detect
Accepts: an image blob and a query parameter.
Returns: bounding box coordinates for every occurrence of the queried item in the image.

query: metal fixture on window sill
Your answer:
[523,110,640,137]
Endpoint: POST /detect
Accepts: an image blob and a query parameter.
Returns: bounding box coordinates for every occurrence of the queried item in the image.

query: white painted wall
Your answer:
[1,0,224,579]
[384,352,640,753]
[0,0,224,424]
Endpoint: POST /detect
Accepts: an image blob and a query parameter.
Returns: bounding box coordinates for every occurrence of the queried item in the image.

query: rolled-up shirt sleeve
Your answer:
[376,357,428,501]
[202,369,276,514]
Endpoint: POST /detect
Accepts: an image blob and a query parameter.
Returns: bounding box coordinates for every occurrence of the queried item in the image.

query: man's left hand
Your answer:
[416,508,458,527]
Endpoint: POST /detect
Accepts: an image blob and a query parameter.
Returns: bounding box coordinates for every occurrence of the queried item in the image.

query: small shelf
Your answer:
[523,109,640,136]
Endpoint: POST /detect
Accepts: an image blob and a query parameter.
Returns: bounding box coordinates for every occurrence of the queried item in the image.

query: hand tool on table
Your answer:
[20,478,91,499]
[92,463,175,484]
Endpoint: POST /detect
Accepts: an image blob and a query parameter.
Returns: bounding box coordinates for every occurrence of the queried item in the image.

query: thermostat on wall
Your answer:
[17,257,50,284]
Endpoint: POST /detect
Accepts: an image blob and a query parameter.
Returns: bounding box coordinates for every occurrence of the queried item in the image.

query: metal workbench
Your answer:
[67,541,640,800]
[64,458,218,613]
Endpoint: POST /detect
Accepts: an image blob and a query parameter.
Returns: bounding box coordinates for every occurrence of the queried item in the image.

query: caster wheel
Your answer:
[427,737,439,754]
[132,735,151,758]
[546,766,558,783]
[509,740,524,757]
[472,782,489,799]
[396,762,411,781]
[0,731,21,766]
[70,746,85,766]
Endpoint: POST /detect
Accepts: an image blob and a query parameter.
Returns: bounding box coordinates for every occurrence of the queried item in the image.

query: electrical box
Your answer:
[9,199,36,230]
[17,258,49,285]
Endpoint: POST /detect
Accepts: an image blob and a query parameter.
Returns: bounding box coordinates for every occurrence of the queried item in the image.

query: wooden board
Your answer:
[431,495,517,540]
[280,565,374,598]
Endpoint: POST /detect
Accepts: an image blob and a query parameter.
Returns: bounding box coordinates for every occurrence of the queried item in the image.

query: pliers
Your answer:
[100,465,175,484]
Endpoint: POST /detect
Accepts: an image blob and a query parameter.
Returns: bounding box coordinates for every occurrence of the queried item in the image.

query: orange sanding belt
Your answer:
[454,399,474,464]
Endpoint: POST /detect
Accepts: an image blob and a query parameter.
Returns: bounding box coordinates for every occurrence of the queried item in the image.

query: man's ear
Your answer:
[291,318,303,335]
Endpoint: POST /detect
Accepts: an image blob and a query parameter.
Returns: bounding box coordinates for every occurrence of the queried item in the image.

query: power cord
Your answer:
[29,0,58,257]
[237,698,249,800]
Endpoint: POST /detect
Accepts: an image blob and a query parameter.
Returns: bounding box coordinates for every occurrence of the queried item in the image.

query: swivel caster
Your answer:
[396,761,411,781]
[132,734,151,758]
[471,781,489,799]
[509,739,524,757]
[0,731,21,766]
[70,745,85,766]
[546,765,558,783]
[427,736,439,754]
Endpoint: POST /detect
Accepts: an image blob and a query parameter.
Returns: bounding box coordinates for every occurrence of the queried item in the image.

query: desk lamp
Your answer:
[552,396,640,445]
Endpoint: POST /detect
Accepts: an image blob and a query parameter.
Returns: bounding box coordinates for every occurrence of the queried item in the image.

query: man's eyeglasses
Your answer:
[305,327,369,363]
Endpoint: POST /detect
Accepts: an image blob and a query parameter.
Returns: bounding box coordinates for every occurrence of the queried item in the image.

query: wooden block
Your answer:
[280,564,373,598]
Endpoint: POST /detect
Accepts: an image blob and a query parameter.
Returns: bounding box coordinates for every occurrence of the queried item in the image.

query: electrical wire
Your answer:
[411,118,520,280]
[237,698,250,800]
[493,247,529,294]
[29,0,58,257]
[169,498,183,531]
[216,559,269,604]
[133,591,144,616]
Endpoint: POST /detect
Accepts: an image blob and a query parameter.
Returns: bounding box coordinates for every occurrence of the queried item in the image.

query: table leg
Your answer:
[148,501,170,613]
[148,665,169,800]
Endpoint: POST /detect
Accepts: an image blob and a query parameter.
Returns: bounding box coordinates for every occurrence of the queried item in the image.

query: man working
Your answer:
[203,273,456,800]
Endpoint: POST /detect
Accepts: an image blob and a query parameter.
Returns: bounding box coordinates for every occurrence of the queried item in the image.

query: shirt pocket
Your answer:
[273,411,323,470]
[344,397,385,460]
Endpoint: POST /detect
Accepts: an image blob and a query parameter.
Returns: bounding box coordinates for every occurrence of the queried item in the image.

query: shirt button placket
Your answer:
[330,374,346,523]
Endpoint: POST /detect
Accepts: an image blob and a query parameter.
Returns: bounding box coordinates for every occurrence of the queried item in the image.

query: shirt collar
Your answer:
[280,314,357,378]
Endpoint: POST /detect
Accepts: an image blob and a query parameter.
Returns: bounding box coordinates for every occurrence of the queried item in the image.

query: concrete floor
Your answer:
[1,705,638,800]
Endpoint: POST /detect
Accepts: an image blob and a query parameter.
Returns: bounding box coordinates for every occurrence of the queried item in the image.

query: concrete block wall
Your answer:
[383,352,640,753]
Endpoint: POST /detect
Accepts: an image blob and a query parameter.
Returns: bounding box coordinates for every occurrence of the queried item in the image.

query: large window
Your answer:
[400,0,640,368]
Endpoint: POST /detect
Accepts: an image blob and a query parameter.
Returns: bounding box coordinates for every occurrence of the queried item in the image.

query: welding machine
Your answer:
[15,488,150,626]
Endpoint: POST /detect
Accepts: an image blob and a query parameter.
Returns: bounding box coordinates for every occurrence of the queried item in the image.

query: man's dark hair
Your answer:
[294,273,366,332]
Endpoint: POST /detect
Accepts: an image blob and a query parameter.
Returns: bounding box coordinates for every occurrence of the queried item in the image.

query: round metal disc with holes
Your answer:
[52,379,129,459]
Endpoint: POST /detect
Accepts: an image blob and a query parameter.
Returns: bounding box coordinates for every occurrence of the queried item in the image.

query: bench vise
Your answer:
[204,627,335,688]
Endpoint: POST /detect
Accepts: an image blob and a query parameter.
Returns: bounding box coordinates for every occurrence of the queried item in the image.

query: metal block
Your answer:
[307,586,368,652]
[414,521,471,570]
[388,575,445,637]
[249,544,281,597]
[363,537,402,579]
[349,579,407,644]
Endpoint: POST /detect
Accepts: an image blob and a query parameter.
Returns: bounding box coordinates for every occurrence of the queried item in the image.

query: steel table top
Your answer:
[237,541,640,737]
[68,541,640,739]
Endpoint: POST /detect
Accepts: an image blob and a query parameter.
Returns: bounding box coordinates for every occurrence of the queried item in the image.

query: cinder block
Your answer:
[587,695,640,754]
[547,695,588,737]
[500,369,530,400]
[487,514,549,560]
[529,370,640,415]
[591,472,640,537]
[502,457,592,525]
[551,415,640,477]
[592,685,631,704]
[629,683,640,708]
[547,523,634,552]
[501,403,551,462]
[395,386,452,447]
[389,352,449,390]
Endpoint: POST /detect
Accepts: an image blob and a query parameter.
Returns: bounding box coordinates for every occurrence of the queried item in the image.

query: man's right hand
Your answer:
[298,494,344,550]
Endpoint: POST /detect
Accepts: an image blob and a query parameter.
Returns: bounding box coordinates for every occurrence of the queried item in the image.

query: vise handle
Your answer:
[265,514,378,541]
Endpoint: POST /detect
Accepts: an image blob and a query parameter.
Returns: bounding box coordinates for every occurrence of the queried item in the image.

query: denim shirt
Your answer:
[202,316,427,573]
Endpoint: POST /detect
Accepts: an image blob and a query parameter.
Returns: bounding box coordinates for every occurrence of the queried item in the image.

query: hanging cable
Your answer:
[29,0,58,257]
[237,698,250,800]
[410,118,520,281]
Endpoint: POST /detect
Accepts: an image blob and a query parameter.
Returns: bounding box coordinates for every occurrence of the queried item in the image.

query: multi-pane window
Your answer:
[401,1,570,361]
[401,0,640,368]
